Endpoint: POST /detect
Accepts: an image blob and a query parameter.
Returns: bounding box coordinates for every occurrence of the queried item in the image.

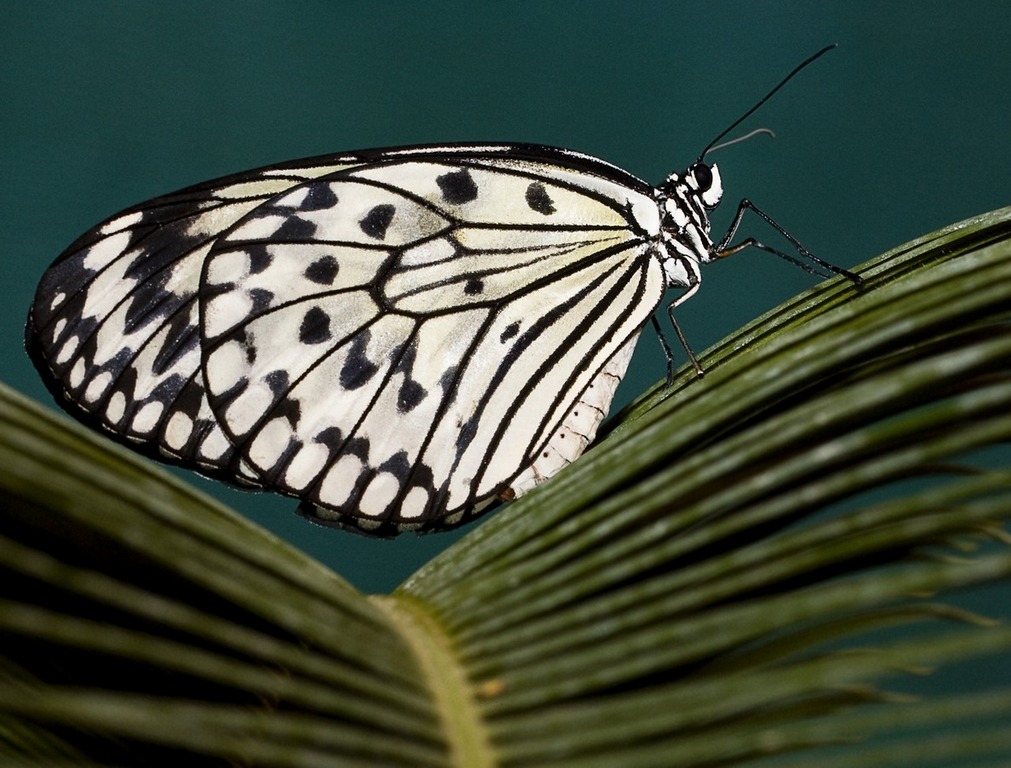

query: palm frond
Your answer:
[2,207,1010,766]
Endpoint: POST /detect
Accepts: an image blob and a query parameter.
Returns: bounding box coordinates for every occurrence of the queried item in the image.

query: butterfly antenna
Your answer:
[698,44,836,162]
[706,128,776,155]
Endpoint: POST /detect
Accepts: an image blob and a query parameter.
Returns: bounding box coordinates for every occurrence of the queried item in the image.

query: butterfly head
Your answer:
[658,161,724,228]
[684,161,724,210]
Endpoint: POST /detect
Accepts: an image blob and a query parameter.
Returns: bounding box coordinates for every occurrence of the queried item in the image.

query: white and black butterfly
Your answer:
[26,49,855,535]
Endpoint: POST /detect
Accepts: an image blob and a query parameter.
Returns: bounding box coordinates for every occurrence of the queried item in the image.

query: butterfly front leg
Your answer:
[714,198,862,284]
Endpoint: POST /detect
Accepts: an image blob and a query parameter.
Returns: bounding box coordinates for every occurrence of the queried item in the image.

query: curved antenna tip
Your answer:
[707,127,777,155]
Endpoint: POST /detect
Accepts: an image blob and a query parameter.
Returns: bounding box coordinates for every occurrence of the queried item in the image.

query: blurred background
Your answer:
[3,2,1009,594]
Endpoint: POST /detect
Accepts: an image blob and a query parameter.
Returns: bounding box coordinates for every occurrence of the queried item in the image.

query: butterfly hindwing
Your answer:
[27,158,363,483]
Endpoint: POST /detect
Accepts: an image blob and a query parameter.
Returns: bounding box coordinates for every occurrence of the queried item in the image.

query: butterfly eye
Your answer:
[690,163,714,192]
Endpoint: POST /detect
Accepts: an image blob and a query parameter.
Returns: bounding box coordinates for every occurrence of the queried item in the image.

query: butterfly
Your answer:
[26,48,855,536]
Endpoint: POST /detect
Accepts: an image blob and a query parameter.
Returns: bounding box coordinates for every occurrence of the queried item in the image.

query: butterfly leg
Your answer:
[654,275,705,383]
[650,316,676,385]
[652,313,703,383]
[715,198,862,285]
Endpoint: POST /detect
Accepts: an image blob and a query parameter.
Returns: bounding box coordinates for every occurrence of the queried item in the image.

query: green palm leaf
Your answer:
[1,207,1009,766]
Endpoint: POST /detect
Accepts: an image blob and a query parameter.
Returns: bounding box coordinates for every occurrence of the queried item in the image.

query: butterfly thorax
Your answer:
[655,162,724,296]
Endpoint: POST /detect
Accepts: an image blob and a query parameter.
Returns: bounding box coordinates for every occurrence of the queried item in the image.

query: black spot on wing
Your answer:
[500,322,520,343]
[304,255,339,285]
[398,379,426,413]
[249,288,274,312]
[302,183,338,211]
[343,435,371,461]
[298,307,331,344]
[436,169,479,204]
[392,338,427,413]
[273,216,317,240]
[438,365,459,392]
[464,278,484,295]
[240,328,256,364]
[379,450,411,481]
[525,182,556,215]
[359,204,395,240]
[340,331,379,390]
[314,426,344,451]
[264,369,290,395]
[247,244,273,274]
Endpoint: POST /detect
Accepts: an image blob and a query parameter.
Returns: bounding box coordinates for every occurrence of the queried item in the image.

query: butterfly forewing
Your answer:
[194,157,658,530]
[29,145,673,534]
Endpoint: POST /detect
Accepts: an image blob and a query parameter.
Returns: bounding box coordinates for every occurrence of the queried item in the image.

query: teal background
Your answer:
[3,2,1009,596]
